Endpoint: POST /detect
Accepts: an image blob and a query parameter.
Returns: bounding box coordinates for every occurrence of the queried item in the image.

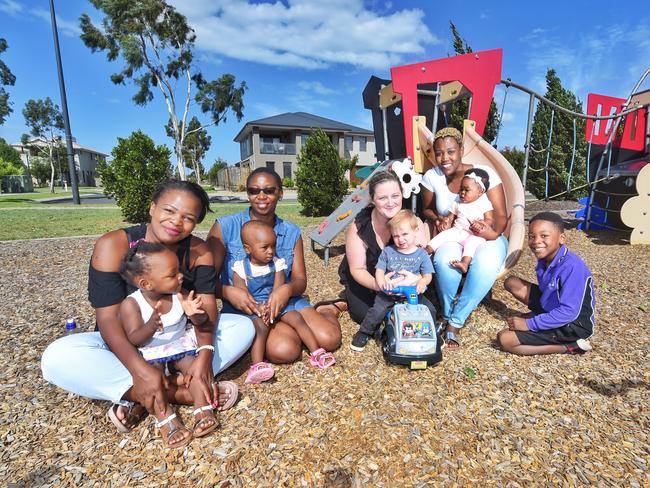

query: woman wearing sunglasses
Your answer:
[208,168,342,364]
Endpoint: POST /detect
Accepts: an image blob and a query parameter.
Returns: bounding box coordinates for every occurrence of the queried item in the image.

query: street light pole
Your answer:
[49,0,80,204]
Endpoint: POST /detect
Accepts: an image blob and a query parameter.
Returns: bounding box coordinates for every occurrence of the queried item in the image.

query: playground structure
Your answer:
[310,49,650,262]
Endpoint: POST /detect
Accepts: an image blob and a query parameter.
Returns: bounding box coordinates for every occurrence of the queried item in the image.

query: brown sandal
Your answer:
[106,403,148,433]
[314,299,348,318]
[192,405,220,438]
[155,412,192,449]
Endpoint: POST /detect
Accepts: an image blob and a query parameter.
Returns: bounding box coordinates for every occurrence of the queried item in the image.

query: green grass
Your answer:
[0,202,322,241]
[0,187,100,208]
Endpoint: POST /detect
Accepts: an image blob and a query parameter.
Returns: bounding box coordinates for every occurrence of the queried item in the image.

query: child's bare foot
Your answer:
[192,405,220,437]
[155,409,192,449]
[450,260,469,273]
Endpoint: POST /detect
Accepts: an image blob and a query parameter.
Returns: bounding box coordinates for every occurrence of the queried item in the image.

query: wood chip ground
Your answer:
[1,223,648,486]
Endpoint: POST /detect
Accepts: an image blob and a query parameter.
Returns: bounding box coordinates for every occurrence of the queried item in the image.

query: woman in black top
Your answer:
[41,181,255,438]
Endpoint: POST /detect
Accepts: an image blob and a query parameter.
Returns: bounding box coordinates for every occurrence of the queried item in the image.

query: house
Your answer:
[12,137,108,187]
[233,112,376,183]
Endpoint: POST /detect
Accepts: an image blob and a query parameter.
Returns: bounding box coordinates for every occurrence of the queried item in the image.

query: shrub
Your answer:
[98,130,172,223]
[295,129,356,216]
[282,177,293,188]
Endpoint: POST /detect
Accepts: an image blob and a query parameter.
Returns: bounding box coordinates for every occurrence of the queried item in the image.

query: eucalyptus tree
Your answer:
[0,38,16,126]
[22,98,65,193]
[79,0,246,179]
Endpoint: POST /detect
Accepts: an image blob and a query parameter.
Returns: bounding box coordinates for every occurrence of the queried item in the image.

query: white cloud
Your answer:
[31,8,82,37]
[501,111,514,122]
[0,0,21,15]
[297,81,335,95]
[251,102,282,118]
[169,0,438,70]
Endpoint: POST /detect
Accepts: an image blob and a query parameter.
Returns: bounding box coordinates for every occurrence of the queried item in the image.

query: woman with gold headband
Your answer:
[420,127,508,348]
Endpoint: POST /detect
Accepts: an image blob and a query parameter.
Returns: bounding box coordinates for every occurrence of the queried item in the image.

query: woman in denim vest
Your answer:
[208,168,342,363]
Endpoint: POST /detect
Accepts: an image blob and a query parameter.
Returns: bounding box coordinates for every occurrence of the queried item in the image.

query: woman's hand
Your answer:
[131,361,170,417]
[182,351,215,406]
[436,215,453,233]
[267,284,291,323]
[395,269,420,287]
[224,286,262,317]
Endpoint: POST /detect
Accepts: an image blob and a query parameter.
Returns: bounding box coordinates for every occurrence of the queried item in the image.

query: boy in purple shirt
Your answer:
[497,212,595,355]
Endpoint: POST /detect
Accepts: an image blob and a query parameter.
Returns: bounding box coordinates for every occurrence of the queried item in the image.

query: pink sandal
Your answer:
[245,362,275,384]
[308,348,336,369]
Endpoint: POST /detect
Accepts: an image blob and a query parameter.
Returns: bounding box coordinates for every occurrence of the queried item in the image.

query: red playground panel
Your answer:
[586,93,647,151]
[390,48,503,158]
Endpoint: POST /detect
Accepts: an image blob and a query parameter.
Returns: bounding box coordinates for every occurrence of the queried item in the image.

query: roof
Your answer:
[12,137,109,157]
[234,112,373,142]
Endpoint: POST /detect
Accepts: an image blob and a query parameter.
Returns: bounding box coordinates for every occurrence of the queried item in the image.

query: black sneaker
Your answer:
[350,331,371,352]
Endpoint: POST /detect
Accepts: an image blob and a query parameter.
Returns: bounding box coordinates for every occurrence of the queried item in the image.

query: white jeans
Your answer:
[41,313,255,405]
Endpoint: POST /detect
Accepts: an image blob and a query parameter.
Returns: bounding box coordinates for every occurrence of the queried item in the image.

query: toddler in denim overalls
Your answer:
[232,221,335,384]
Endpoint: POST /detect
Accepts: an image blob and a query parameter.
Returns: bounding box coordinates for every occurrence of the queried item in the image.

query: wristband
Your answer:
[196,345,215,354]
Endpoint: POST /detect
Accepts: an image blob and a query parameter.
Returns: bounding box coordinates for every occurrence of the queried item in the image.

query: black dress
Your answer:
[337,207,392,324]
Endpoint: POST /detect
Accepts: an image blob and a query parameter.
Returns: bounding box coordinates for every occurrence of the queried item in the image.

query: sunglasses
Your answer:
[246,187,278,195]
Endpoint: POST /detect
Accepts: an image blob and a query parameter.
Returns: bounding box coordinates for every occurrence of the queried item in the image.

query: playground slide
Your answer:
[309,160,393,254]
[417,121,526,279]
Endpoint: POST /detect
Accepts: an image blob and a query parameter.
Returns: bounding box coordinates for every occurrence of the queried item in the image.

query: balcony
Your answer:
[260,142,296,155]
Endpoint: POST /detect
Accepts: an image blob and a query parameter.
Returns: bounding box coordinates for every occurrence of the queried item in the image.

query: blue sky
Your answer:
[1,0,648,169]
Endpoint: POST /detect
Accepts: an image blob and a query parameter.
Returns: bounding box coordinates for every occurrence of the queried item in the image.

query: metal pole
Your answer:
[521,93,535,190]
[49,0,80,204]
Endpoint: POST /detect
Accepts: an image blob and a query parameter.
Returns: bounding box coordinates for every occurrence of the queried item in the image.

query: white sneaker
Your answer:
[576,339,592,351]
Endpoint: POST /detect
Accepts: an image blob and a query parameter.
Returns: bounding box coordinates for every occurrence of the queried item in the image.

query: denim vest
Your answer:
[218,208,301,286]
[243,256,276,303]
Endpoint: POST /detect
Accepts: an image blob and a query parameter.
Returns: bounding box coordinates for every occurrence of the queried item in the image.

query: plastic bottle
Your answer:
[65,318,79,334]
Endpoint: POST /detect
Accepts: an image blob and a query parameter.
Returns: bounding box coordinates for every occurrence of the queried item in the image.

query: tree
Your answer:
[166,115,210,183]
[295,129,356,216]
[0,137,24,194]
[447,22,500,143]
[205,157,227,185]
[30,157,54,187]
[528,69,587,200]
[80,0,246,179]
[0,38,16,125]
[22,98,65,193]
[98,130,172,223]
[0,137,22,171]
[500,146,525,180]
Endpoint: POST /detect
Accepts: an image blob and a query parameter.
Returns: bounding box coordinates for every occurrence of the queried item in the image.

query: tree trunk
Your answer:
[193,156,201,184]
[175,145,186,181]
[49,143,55,193]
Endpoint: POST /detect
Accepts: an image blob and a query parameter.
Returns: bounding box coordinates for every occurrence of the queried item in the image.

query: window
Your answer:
[301,133,309,146]
[265,161,275,172]
[283,162,292,179]
[359,136,367,152]
[345,135,353,152]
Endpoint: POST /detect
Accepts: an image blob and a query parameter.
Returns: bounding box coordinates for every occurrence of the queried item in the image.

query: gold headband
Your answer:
[434,127,463,146]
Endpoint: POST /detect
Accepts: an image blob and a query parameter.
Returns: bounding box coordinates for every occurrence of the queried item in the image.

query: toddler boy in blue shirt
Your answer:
[497,212,595,355]
[350,210,435,352]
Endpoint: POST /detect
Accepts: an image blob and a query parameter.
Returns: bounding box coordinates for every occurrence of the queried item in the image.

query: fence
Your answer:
[214,165,250,191]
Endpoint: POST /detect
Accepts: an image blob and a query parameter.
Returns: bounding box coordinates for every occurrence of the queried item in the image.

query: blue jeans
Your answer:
[41,313,255,405]
[433,235,508,329]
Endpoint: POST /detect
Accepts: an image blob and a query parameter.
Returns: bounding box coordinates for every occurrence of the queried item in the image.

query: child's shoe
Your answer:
[308,348,336,369]
[566,339,592,355]
[350,331,371,352]
[245,362,275,384]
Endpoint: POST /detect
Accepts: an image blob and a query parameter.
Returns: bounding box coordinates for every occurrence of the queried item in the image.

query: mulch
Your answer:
[1,223,649,486]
